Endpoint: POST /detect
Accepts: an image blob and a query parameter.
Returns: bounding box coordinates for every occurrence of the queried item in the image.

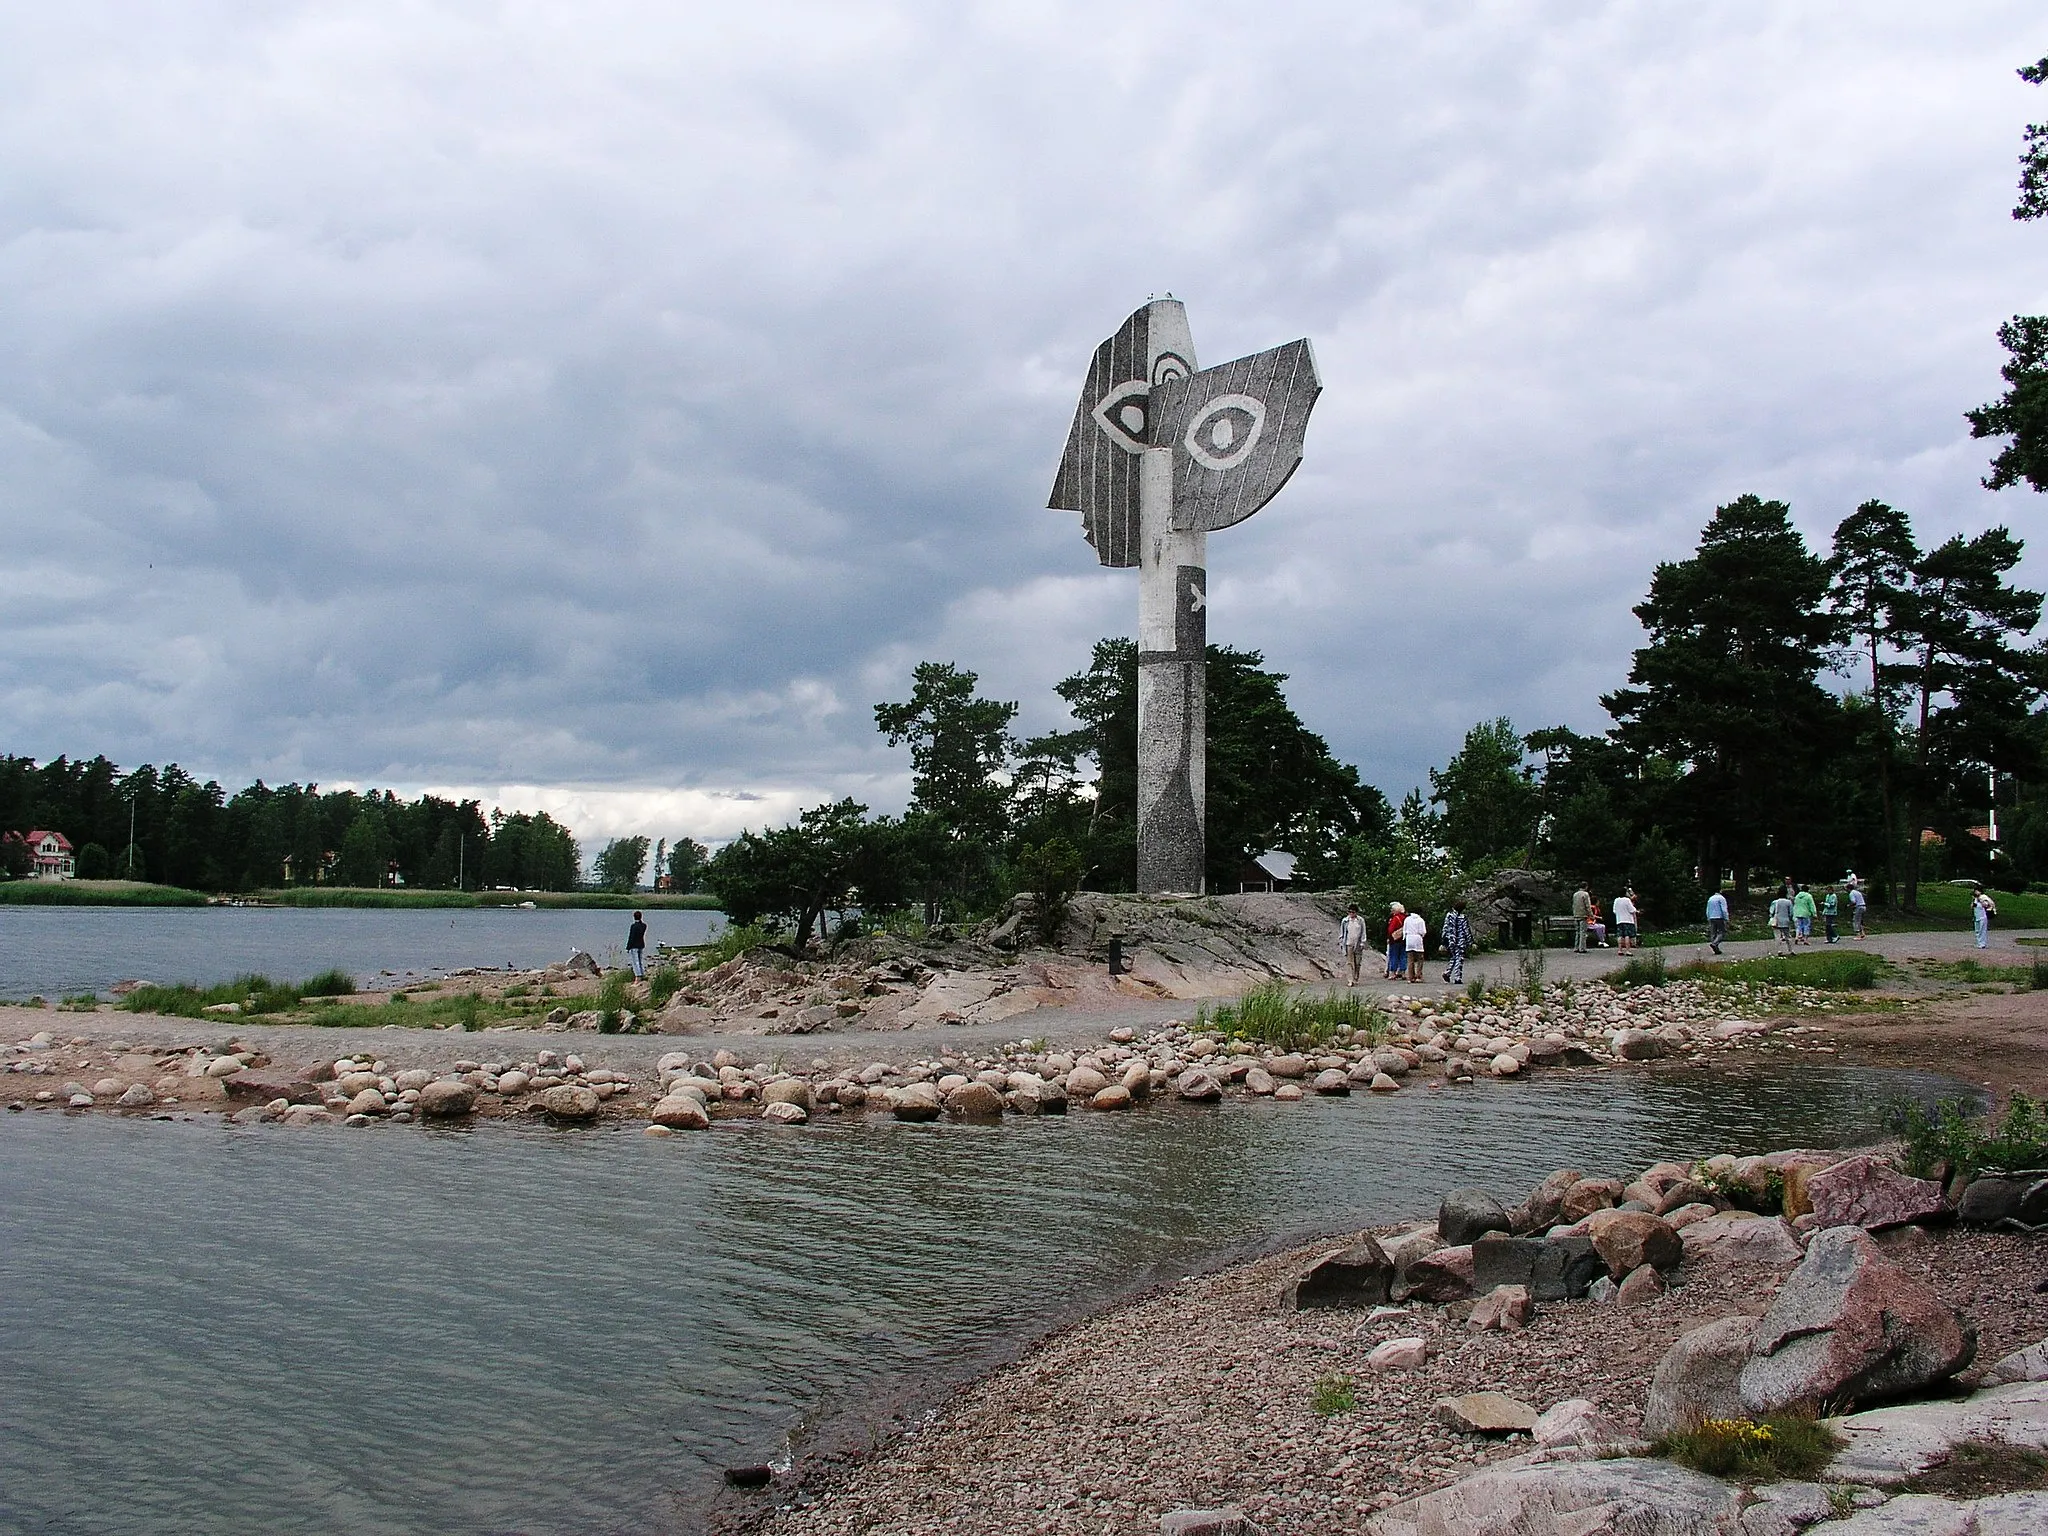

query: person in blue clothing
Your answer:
[626,910,648,980]
[1705,888,1729,954]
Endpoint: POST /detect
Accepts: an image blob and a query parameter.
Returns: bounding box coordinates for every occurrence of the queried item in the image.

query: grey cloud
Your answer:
[3,1,2045,844]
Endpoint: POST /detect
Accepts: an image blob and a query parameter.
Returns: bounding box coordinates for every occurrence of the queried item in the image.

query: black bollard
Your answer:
[1107,937,1123,975]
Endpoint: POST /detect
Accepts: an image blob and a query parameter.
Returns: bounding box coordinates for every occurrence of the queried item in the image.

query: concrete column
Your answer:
[1136,444,1206,894]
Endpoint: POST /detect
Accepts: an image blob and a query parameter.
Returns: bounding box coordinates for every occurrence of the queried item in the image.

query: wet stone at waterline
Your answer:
[1047,298,1321,894]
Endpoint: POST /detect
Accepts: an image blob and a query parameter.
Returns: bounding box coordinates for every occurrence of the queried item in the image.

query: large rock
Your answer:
[1368,1460,1742,1536]
[1534,1235,1605,1301]
[1680,1212,1806,1268]
[762,1079,814,1111]
[889,1084,943,1122]
[1434,1392,1538,1434]
[1290,1236,1393,1309]
[223,1068,322,1104]
[943,1081,1005,1118]
[1612,1028,1668,1060]
[1367,1337,1429,1371]
[540,1085,601,1121]
[1175,1069,1224,1103]
[1643,1315,1758,1437]
[1561,1177,1624,1222]
[649,1095,711,1129]
[1807,1155,1950,1231]
[115,1083,155,1108]
[1439,1189,1513,1246]
[1511,1168,1586,1233]
[760,1101,807,1124]
[1738,1226,1976,1416]
[1064,1066,1110,1097]
[1985,1339,2048,1386]
[1401,1245,1476,1303]
[1584,1209,1683,1278]
[1824,1381,2048,1487]
[1312,1068,1350,1095]
[1957,1176,2048,1230]
[417,1079,478,1118]
[1471,1234,1543,1292]
[1530,1398,1630,1454]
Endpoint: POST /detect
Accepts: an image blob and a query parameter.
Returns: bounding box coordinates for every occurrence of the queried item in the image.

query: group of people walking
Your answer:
[1339,900,1475,987]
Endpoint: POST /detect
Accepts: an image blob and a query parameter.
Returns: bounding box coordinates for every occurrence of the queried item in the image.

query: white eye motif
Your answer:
[1183,393,1264,470]
[1090,379,1150,453]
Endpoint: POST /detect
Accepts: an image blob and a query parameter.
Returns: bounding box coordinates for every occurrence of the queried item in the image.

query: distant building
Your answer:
[1237,850,1296,893]
[27,830,75,881]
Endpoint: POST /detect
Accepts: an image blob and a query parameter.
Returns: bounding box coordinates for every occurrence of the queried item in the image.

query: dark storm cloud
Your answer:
[2,2,2044,841]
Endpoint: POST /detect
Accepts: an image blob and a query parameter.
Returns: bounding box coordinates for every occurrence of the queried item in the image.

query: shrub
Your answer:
[647,962,683,1008]
[1515,944,1547,1004]
[687,921,775,972]
[1310,1374,1358,1416]
[1608,950,1669,989]
[1887,1092,2048,1179]
[1654,1415,1839,1481]
[596,969,633,1033]
[120,973,333,1017]
[300,968,356,997]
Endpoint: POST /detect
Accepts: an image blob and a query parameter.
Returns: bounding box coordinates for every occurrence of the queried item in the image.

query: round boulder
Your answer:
[417,1079,479,1118]
[540,1085,602,1121]
[762,1079,814,1111]
[1090,1084,1132,1111]
[945,1081,1006,1118]
[1175,1069,1224,1103]
[761,1101,808,1125]
[1439,1188,1513,1247]
[650,1095,711,1130]
[1584,1209,1683,1277]
[1312,1069,1350,1096]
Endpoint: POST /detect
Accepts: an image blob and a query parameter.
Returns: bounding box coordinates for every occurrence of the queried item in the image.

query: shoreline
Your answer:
[737,1166,2048,1536]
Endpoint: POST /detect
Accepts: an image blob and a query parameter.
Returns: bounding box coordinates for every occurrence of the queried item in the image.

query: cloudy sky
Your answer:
[4,2,2044,850]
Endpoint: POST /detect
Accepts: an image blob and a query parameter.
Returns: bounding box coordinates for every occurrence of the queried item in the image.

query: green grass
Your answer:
[1671,950,1885,991]
[1193,982,1387,1053]
[1310,1374,1358,1416]
[121,970,356,1018]
[253,887,720,909]
[647,962,683,1008]
[0,879,210,906]
[1607,950,1670,989]
[1910,957,2033,986]
[1654,1415,1840,1481]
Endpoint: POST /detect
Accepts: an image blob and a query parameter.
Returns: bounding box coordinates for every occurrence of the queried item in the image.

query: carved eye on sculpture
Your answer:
[1183,393,1265,471]
[1152,351,1192,386]
[1090,379,1150,453]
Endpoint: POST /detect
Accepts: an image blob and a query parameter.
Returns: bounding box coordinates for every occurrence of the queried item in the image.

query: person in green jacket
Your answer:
[1792,884,1817,945]
[1821,887,1840,944]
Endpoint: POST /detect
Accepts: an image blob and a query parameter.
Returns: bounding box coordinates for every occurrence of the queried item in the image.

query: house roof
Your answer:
[1251,850,1296,882]
[26,830,72,851]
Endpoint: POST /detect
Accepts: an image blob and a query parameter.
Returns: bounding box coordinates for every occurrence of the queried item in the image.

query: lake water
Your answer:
[0,1063,1970,1535]
[0,907,727,999]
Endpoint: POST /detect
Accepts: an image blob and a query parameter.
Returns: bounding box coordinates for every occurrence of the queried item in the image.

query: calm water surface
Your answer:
[0,906,725,999]
[0,1063,1971,1536]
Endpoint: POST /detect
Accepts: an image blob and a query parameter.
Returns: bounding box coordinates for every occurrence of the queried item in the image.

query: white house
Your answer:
[27,830,75,881]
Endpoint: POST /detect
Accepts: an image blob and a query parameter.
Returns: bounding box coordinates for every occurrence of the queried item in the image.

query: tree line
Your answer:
[0,759,580,892]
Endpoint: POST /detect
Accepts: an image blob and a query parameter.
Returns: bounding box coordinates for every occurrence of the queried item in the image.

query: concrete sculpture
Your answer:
[1049,299,1320,893]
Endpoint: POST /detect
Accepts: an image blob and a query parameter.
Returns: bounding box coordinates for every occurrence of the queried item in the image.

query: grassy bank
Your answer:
[1607,948,1888,991]
[0,879,210,907]
[119,970,359,1017]
[250,888,721,910]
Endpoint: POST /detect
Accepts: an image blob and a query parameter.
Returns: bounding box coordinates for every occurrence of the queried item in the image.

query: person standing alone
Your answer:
[1822,887,1840,944]
[1705,888,1729,955]
[1974,886,1998,949]
[1849,878,1867,939]
[1441,900,1473,985]
[626,910,648,981]
[1572,885,1592,954]
[1340,905,1369,986]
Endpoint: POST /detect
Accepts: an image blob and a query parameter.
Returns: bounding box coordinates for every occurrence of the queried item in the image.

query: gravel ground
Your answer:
[749,1225,2048,1536]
